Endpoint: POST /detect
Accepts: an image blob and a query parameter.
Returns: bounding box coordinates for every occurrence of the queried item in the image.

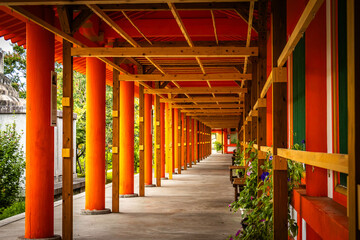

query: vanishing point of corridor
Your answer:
[0,154,239,240]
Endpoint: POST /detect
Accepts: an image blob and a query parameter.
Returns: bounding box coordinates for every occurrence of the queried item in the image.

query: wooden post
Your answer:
[183,114,187,170]
[272,0,288,238]
[154,82,161,187]
[139,84,145,196]
[178,110,182,174]
[347,0,360,238]
[112,57,120,212]
[256,0,268,198]
[62,39,73,240]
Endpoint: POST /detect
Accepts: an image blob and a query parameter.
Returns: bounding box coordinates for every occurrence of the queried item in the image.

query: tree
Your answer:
[3,44,26,98]
[0,123,25,212]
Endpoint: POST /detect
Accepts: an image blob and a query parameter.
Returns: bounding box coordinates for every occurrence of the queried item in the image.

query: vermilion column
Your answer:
[186,116,190,166]
[25,10,56,239]
[172,109,175,173]
[191,119,195,164]
[120,81,135,195]
[223,128,228,154]
[181,113,185,168]
[85,58,107,212]
[160,103,166,178]
[174,109,179,170]
[144,94,153,185]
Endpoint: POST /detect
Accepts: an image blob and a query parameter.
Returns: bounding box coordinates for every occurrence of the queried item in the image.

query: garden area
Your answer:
[227,141,305,240]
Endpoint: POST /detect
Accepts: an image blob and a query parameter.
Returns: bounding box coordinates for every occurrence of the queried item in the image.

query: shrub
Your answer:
[0,123,25,212]
[0,201,25,220]
[214,141,223,152]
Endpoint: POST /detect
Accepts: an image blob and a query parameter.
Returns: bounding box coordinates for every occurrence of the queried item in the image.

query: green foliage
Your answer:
[0,123,25,211]
[134,98,139,173]
[229,141,305,239]
[214,141,223,152]
[0,201,25,220]
[3,44,27,98]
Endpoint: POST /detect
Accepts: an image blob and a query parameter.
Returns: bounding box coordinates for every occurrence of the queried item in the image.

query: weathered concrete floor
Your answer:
[0,154,241,240]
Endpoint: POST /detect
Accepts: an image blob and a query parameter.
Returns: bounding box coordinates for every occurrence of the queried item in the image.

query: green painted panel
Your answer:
[293,36,306,146]
[338,0,348,187]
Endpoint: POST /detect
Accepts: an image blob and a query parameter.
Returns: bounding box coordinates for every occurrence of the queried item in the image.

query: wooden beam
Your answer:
[98,2,256,11]
[210,10,218,45]
[181,109,243,113]
[277,0,325,67]
[186,112,243,116]
[112,57,120,212]
[71,46,258,58]
[161,96,244,103]
[62,39,73,240]
[277,149,348,174]
[172,103,243,109]
[121,10,152,45]
[0,0,254,5]
[86,4,166,74]
[71,9,93,34]
[8,6,130,75]
[119,73,251,82]
[144,87,247,94]
[242,0,254,74]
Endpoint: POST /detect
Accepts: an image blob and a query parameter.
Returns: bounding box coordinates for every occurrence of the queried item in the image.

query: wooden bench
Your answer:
[229,165,246,201]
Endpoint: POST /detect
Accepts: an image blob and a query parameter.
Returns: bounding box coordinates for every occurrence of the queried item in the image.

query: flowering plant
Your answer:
[228,141,306,240]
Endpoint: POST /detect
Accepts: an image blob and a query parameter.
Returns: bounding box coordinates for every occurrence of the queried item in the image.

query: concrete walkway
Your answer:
[0,154,241,240]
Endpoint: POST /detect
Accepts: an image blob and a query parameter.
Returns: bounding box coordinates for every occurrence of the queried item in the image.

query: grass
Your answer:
[0,201,25,220]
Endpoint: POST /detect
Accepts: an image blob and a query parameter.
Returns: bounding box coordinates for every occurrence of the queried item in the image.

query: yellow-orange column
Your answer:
[186,116,191,167]
[172,109,175,173]
[160,103,166,178]
[84,58,109,214]
[144,93,153,186]
[191,119,195,165]
[120,81,136,196]
[25,10,58,239]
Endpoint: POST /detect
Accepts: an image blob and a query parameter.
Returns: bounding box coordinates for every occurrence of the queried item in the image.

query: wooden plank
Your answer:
[62,39,73,240]
[186,112,243,116]
[0,0,253,5]
[242,0,255,74]
[118,73,252,81]
[144,86,248,94]
[277,148,348,174]
[277,0,325,67]
[138,84,145,196]
[347,0,360,236]
[181,109,243,113]
[154,82,161,187]
[161,96,244,103]
[111,57,120,212]
[71,46,259,58]
[172,103,244,109]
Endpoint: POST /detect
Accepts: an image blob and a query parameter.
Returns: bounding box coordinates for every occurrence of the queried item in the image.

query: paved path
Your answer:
[0,154,241,240]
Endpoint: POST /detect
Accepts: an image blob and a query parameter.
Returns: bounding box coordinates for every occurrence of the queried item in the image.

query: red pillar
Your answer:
[186,116,190,165]
[120,81,135,195]
[25,9,55,239]
[181,113,185,167]
[174,109,179,170]
[191,119,195,163]
[160,103,165,178]
[172,109,175,173]
[223,128,228,154]
[85,58,106,211]
[144,94,153,185]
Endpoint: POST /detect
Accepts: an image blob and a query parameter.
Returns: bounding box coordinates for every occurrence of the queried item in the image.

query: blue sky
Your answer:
[0,37,13,53]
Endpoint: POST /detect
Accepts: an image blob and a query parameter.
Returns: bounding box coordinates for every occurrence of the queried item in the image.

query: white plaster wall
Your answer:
[0,113,77,183]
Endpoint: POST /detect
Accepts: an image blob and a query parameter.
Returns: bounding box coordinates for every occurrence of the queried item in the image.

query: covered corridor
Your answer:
[0,154,239,240]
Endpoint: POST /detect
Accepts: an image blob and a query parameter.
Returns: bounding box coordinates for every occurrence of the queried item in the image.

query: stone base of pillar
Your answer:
[145,184,156,187]
[119,193,138,198]
[80,208,111,215]
[19,235,62,240]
